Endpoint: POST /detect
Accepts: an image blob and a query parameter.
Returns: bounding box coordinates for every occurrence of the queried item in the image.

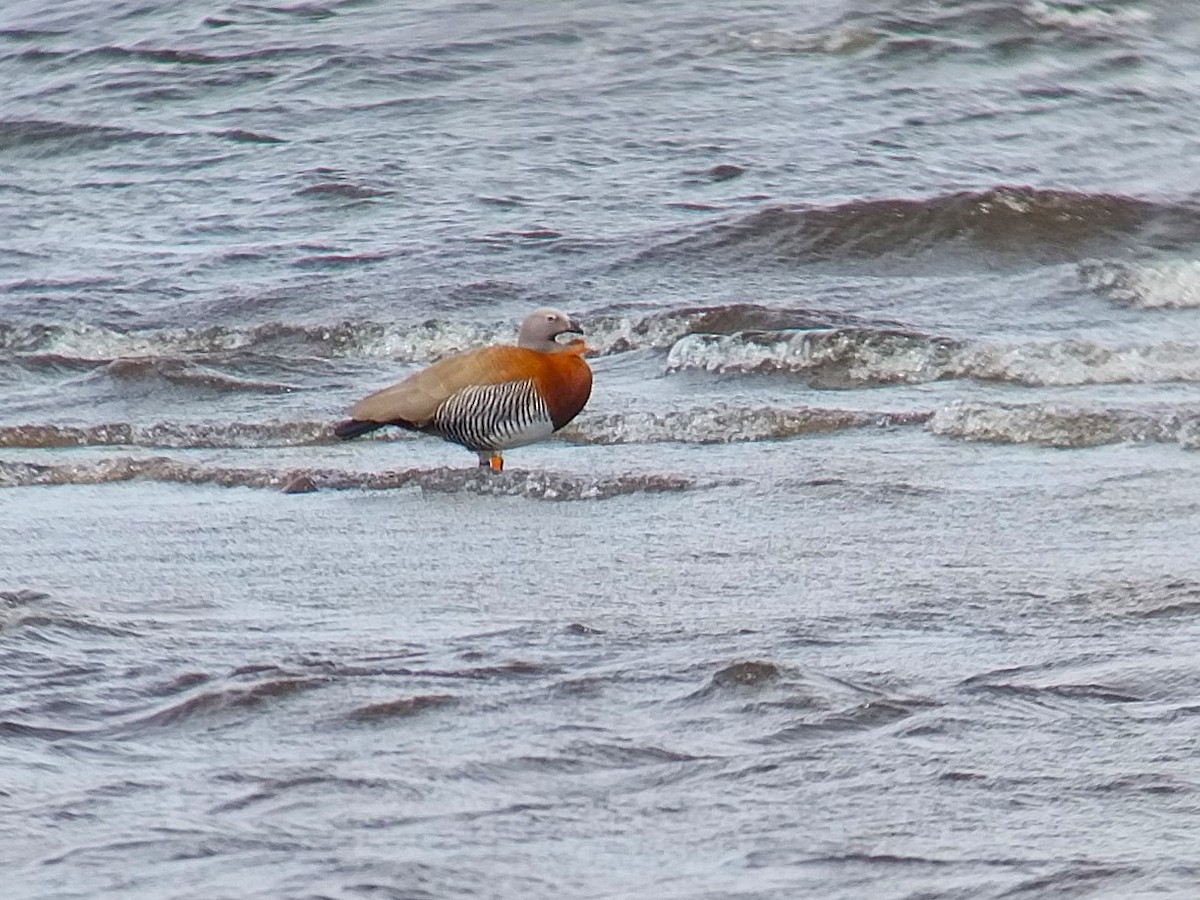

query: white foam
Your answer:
[35,323,240,359]
[928,401,1191,448]
[1079,259,1200,309]
[1,312,701,364]
[667,328,1200,388]
[350,322,501,361]
[1023,1,1153,33]
[585,312,697,356]
[565,405,902,445]
[666,329,958,384]
[957,340,1200,386]
[734,27,876,55]
[0,456,694,500]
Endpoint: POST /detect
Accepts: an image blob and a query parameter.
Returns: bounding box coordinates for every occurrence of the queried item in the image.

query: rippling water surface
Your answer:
[5,1,1200,898]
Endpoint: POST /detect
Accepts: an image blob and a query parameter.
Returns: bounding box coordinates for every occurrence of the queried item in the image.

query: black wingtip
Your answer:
[333,419,383,441]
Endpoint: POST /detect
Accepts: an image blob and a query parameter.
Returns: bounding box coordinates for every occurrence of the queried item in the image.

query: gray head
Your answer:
[517,307,583,350]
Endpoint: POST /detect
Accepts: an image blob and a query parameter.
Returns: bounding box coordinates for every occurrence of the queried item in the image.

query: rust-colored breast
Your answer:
[532,340,592,430]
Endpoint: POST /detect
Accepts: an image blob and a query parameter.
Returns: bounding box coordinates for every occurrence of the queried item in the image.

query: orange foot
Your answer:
[489,453,504,473]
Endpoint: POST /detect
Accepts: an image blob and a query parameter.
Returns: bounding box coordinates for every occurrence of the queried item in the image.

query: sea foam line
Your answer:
[0,457,696,500]
[0,406,927,450]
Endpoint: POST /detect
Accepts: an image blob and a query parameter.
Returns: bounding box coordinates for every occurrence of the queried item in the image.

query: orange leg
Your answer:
[489,452,504,473]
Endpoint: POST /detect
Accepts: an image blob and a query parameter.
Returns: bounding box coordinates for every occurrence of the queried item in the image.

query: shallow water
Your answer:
[4,1,1200,898]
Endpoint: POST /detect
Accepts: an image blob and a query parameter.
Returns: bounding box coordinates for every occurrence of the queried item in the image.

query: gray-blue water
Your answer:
[4,2,1200,897]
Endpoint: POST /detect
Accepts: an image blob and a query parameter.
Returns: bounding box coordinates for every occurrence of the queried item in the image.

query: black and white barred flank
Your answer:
[431,379,555,452]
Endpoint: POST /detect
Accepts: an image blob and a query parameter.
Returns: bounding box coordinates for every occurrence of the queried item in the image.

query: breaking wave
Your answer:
[928,401,1200,449]
[0,457,696,500]
[16,302,1199,394]
[123,677,326,730]
[562,406,927,444]
[733,1,1155,61]
[0,320,448,361]
[12,403,1177,455]
[644,187,1200,266]
[1079,259,1200,309]
[0,304,891,365]
[0,405,927,451]
[0,421,331,449]
[668,329,1200,388]
[668,329,962,386]
[98,357,299,393]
